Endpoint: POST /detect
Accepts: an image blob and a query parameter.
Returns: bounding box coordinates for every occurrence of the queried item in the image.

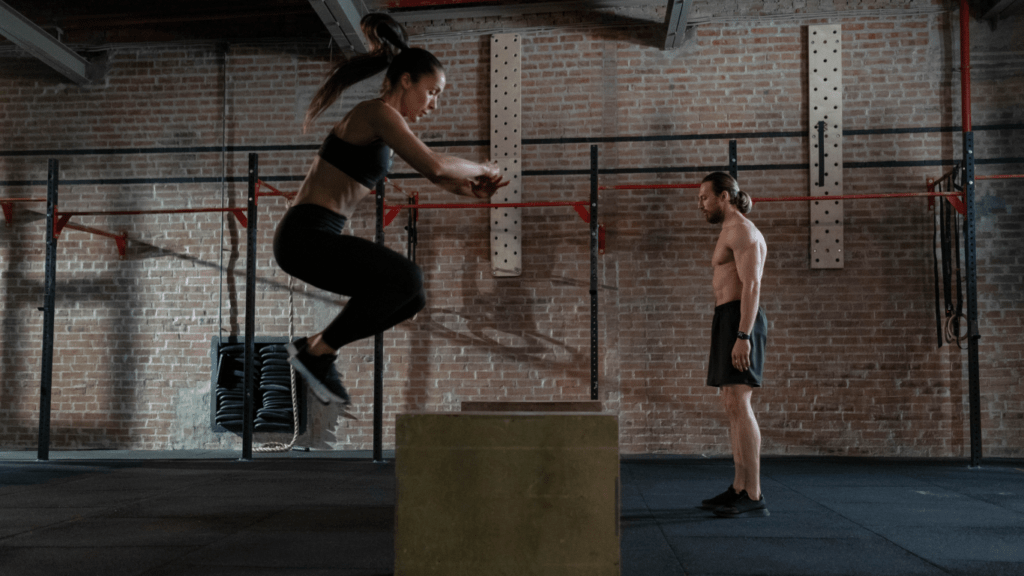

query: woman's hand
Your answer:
[466,172,510,199]
[480,160,502,181]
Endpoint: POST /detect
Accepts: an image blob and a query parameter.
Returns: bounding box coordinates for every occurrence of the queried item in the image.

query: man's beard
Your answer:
[704,208,724,224]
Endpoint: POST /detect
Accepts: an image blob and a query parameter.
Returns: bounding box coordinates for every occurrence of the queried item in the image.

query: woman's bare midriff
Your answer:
[292,156,374,219]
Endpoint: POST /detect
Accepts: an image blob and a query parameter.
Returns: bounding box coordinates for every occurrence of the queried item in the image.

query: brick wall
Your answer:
[1,3,1021,456]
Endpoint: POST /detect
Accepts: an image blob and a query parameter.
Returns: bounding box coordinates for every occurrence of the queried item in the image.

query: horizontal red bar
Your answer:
[754,191,963,203]
[381,199,593,227]
[386,201,588,210]
[598,184,701,190]
[977,174,1024,180]
[64,207,245,217]
[0,198,46,202]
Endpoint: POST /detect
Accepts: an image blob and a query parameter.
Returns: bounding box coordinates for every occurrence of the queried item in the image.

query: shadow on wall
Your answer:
[1,222,346,448]
[581,9,668,50]
[1,164,44,437]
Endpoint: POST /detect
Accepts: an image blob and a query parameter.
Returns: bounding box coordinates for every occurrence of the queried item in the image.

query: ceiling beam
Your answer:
[386,0,662,23]
[664,0,694,50]
[978,0,1024,20]
[309,0,369,52]
[0,0,102,84]
[383,0,504,7]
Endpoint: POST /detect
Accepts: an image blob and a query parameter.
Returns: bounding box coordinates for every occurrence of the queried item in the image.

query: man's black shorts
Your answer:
[707,300,767,388]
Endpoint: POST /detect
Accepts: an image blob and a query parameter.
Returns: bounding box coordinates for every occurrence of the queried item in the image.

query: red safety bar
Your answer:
[598,184,701,190]
[383,199,593,226]
[35,178,300,258]
[1,197,46,226]
[62,221,130,257]
[55,207,248,239]
[48,206,249,257]
[378,185,601,251]
[755,191,965,203]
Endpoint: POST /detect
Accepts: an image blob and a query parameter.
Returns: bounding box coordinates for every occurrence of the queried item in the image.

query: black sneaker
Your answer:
[713,490,769,518]
[286,337,350,406]
[700,485,739,510]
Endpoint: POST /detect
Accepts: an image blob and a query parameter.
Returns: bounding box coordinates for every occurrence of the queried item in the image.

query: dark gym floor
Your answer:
[1,450,1022,576]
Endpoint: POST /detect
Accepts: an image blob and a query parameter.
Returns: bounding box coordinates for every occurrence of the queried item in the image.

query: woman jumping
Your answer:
[274,13,507,407]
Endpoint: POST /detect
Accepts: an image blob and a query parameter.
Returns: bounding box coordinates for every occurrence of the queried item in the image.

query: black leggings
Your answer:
[273,203,426,350]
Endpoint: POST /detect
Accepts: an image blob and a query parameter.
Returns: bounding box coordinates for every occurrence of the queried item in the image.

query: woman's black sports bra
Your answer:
[317,132,392,189]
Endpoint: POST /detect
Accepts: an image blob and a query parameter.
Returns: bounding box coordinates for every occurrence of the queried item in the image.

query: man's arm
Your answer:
[730,226,765,372]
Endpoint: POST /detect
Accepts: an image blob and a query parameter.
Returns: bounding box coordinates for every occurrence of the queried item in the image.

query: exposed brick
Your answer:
[0,9,1020,457]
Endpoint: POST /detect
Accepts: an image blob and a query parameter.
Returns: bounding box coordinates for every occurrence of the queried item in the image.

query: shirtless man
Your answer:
[696,172,769,518]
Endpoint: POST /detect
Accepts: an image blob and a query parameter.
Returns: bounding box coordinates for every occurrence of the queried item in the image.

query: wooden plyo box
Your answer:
[395,412,620,576]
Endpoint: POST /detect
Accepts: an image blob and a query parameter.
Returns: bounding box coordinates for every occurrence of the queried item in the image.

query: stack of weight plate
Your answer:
[213,343,249,432]
[256,344,295,433]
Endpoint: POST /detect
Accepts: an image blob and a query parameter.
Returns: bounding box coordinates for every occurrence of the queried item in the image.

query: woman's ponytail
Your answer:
[302,13,409,132]
[362,13,408,54]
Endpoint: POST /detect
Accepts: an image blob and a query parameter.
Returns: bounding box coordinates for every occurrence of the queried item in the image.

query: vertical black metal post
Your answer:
[241,153,258,460]
[728,140,738,180]
[406,196,418,263]
[590,145,599,401]
[963,133,982,467]
[37,159,59,461]
[373,183,385,462]
[958,0,981,467]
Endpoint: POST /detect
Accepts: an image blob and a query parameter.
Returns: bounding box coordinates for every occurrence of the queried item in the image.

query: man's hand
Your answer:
[731,338,752,372]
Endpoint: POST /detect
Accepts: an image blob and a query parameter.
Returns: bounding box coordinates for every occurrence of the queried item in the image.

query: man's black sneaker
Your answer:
[713,490,769,518]
[701,485,740,510]
[286,337,350,406]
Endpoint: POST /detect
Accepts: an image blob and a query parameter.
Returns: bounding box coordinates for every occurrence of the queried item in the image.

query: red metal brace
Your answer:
[381,180,421,227]
[256,179,297,201]
[115,233,128,257]
[944,194,968,216]
[573,202,591,223]
[926,178,967,216]
[384,206,404,227]
[60,219,130,257]
[230,209,248,228]
[1,197,46,226]
[54,210,70,239]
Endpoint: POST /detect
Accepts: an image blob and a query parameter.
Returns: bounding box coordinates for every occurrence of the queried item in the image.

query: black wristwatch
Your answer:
[736,331,751,340]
